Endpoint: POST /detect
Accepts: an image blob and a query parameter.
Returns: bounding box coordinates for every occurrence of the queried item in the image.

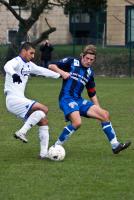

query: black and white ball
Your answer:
[48,145,66,161]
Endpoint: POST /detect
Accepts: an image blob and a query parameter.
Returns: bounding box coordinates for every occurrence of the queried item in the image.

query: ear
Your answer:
[81,54,84,59]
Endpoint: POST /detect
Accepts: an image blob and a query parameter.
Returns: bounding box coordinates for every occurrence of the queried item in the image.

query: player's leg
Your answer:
[55,111,81,145]
[15,102,48,141]
[30,103,50,158]
[6,95,50,157]
[15,109,47,142]
[38,122,49,159]
[29,103,50,158]
[87,105,131,154]
[15,102,50,158]
[55,97,82,146]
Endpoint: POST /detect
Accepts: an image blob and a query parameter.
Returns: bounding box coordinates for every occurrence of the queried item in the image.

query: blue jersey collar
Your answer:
[19,55,28,63]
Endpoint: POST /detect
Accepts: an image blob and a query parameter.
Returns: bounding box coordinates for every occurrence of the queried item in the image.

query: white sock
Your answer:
[18,111,45,135]
[55,140,63,146]
[111,138,120,149]
[39,125,49,158]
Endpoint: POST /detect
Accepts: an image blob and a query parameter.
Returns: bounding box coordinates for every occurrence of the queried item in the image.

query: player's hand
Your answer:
[12,73,22,84]
[61,71,70,80]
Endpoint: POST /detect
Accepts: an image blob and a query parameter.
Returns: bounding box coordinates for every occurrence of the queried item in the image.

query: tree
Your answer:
[0,0,106,47]
[0,0,68,47]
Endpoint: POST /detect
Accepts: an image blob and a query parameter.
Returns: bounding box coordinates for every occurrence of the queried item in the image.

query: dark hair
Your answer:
[19,42,35,52]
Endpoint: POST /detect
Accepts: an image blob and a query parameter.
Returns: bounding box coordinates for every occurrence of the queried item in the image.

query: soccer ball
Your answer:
[48,145,66,161]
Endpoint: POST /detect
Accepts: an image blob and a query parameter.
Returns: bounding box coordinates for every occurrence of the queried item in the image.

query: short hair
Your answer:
[19,42,35,52]
[80,44,96,57]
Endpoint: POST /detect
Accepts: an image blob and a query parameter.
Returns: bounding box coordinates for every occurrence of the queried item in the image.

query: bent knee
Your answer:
[38,118,48,126]
[39,106,48,114]
[37,110,48,125]
[42,106,48,114]
[32,103,48,114]
[72,121,82,129]
[46,108,48,114]
[35,110,46,119]
[102,110,110,121]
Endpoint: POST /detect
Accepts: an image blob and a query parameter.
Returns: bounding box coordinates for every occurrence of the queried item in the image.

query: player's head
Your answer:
[80,44,96,68]
[19,42,35,62]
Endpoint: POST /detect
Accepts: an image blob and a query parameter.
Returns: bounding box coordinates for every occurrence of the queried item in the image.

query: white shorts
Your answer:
[6,95,36,120]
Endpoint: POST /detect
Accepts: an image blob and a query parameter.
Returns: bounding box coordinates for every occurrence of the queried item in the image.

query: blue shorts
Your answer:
[59,97,94,120]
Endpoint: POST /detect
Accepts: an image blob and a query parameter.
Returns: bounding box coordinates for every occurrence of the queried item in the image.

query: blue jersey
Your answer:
[52,57,96,100]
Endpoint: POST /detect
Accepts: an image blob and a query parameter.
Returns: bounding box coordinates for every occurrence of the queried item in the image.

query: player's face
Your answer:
[22,48,35,62]
[81,53,95,67]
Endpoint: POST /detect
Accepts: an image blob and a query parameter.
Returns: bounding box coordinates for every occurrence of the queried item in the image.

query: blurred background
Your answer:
[0,0,134,76]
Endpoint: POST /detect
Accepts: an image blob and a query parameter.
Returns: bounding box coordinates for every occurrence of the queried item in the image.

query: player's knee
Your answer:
[38,118,48,126]
[76,122,81,129]
[35,110,48,126]
[45,107,49,114]
[73,120,82,129]
[42,106,48,114]
[34,110,46,120]
[38,105,48,114]
[102,110,110,121]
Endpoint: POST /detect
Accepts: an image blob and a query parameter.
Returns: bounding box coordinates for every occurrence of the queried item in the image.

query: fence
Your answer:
[0,3,134,77]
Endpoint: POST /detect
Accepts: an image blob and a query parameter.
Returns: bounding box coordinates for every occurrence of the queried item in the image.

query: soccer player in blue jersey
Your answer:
[48,45,131,154]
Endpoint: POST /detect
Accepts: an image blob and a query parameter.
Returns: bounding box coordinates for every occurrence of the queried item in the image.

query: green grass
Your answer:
[0,76,134,200]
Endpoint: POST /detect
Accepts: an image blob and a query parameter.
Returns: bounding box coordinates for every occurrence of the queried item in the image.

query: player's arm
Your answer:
[30,62,60,79]
[48,64,70,80]
[86,76,100,106]
[4,60,17,75]
[48,57,73,79]
[4,59,22,84]
[90,95,100,107]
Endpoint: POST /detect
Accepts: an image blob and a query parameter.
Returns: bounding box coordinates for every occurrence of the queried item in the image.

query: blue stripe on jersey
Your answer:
[53,57,94,99]
[77,67,87,95]
[70,66,80,96]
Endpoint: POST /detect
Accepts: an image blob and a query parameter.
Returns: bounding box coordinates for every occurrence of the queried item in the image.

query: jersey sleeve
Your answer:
[51,57,74,72]
[30,62,60,78]
[86,74,96,98]
[4,58,19,75]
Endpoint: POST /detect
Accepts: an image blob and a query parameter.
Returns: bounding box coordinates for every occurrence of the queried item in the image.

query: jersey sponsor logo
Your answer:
[25,104,30,109]
[61,58,68,63]
[68,102,78,108]
[87,68,92,77]
[82,100,88,105]
[21,65,31,76]
[74,59,80,66]
[70,72,88,85]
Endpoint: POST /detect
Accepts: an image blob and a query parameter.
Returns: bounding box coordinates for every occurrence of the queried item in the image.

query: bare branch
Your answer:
[113,14,134,28]
[124,0,134,5]
[32,27,56,45]
[45,17,52,29]
[112,15,125,25]
[0,0,26,23]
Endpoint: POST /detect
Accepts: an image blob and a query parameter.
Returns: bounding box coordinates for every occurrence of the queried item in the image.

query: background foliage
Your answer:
[0,45,133,77]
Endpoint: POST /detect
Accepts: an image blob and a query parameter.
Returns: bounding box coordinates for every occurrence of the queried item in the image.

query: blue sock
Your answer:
[101,122,118,145]
[56,124,76,145]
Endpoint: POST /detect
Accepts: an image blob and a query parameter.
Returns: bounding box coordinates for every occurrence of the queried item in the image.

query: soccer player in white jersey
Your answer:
[4,42,60,159]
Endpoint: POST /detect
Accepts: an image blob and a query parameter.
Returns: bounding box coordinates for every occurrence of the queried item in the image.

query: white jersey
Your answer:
[4,56,60,98]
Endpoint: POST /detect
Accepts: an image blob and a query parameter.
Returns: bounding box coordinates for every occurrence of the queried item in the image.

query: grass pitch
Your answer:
[0,76,134,200]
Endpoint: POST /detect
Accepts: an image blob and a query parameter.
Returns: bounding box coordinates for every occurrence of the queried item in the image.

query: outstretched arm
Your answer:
[30,62,60,79]
[48,64,70,80]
